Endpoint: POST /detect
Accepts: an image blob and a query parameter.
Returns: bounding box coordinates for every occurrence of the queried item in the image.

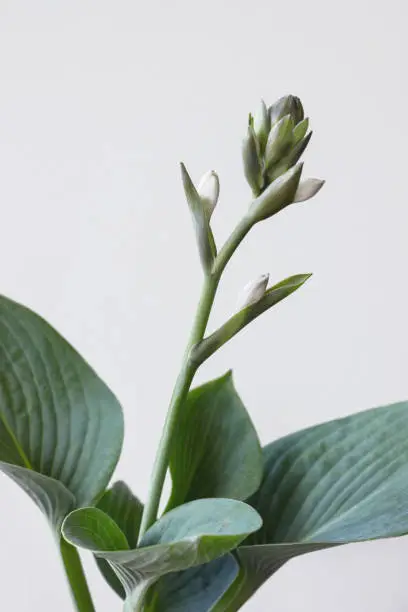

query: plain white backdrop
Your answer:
[0,1,407,610]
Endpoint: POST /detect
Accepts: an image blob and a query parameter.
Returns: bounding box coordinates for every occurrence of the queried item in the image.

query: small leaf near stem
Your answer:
[191,274,312,366]
[166,371,262,511]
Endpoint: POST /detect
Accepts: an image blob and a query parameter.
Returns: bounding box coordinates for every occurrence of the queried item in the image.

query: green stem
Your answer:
[138,276,216,539]
[59,537,95,612]
[212,215,253,279]
[138,214,253,541]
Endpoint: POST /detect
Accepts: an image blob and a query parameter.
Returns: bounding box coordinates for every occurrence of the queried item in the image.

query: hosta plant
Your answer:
[1,94,407,611]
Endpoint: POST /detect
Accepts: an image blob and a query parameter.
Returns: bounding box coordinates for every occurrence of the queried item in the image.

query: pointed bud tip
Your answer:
[198,169,217,187]
[180,162,189,184]
[257,273,269,283]
[257,98,268,113]
[180,162,189,181]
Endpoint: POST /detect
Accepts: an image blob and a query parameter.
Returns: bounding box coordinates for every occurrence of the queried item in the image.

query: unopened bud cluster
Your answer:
[243,95,324,223]
[181,93,324,275]
[243,95,308,194]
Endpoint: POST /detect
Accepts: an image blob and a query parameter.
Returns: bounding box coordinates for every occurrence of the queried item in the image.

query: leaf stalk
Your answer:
[59,537,95,612]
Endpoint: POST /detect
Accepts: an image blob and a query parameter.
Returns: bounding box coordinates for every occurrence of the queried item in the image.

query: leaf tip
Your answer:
[223,369,234,382]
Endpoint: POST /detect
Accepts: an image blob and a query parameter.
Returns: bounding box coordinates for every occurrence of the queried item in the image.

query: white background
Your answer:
[0,1,407,610]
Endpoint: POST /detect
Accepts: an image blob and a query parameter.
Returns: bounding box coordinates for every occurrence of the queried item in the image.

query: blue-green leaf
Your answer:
[215,401,408,610]
[64,507,130,551]
[95,481,144,599]
[62,498,262,609]
[144,554,239,611]
[0,294,124,528]
[167,372,262,510]
[95,481,240,610]
[0,463,75,529]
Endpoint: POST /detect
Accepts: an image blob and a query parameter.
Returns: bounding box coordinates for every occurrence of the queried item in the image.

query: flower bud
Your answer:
[267,131,312,183]
[291,96,305,125]
[269,95,304,126]
[253,99,271,152]
[265,114,294,169]
[197,170,220,219]
[237,274,269,310]
[293,178,325,203]
[249,163,303,222]
[293,117,309,144]
[180,163,216,272]
[242,123,263,196]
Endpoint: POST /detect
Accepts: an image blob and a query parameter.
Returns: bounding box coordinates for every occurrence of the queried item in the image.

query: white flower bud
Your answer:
[293,178,325,203]
[197,170,220,219]
[249,163,303,222]
[237,274,269,310]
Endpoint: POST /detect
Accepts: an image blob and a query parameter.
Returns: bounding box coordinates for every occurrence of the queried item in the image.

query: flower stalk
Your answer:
[138,215,253,540]
[138,93,324,541]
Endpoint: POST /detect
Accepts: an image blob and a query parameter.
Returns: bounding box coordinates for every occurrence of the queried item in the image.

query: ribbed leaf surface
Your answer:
[215,401,408,610]
[0,295,124,527]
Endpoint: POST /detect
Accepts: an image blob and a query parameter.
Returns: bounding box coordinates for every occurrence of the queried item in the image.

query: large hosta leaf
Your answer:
[214,400,408,610]
[62,497,262,610]
[0,295,124,528]
[167,372,262,510]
